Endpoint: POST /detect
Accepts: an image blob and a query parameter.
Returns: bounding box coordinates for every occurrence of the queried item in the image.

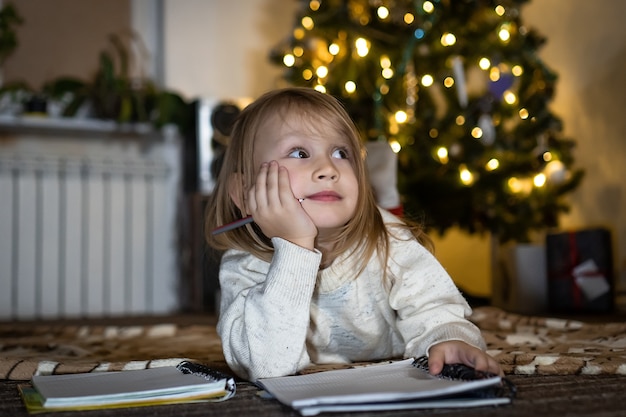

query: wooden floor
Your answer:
[2,373,626,416]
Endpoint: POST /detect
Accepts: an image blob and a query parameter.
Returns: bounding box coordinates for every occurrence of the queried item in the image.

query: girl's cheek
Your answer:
[287,172,304,194]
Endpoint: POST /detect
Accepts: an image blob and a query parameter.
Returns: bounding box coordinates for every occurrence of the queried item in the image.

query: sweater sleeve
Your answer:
[385,233,486,358]
[216,238,322,381]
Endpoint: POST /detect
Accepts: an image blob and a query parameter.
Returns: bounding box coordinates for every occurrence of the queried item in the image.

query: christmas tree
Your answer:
[270,0,583,243]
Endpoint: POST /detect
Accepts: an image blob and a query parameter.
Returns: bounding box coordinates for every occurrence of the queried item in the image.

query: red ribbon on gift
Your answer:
[568,232,583,307]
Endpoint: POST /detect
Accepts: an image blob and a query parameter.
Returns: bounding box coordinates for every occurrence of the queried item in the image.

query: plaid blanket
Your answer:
[1,307,625,380]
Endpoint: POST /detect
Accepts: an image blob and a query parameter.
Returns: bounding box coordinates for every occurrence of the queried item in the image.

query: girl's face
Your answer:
[252,112,359,235]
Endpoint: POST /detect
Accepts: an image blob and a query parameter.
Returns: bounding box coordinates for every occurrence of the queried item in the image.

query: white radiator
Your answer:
[0,126,181,319]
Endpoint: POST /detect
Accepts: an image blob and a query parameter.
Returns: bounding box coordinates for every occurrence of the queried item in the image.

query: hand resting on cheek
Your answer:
[247,161,317,250]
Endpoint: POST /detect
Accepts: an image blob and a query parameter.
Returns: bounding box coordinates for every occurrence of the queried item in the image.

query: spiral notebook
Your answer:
[20,361,235,413]
[257,357,514,416]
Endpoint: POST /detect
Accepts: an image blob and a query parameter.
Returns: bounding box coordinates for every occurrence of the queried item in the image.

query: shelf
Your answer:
[0,115,167,139]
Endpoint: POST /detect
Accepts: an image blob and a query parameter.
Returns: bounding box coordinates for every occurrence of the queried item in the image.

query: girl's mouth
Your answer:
[306,191,341,201]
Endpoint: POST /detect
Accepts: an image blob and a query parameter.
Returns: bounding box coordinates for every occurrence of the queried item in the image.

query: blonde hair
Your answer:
[205,87,431,273]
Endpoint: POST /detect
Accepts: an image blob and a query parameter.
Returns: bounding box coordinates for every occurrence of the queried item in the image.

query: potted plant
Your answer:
[42,31,193,134]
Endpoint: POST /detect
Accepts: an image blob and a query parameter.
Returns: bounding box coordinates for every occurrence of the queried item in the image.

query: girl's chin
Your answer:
[312,219,351,233]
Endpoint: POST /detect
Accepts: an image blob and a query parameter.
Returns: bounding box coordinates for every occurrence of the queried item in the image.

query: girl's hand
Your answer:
[248,160,317,249]
[427,340,503,377]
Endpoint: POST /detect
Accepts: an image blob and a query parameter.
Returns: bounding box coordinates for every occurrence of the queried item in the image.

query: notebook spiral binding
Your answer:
[176,361,237,399]
[412,356,517,399]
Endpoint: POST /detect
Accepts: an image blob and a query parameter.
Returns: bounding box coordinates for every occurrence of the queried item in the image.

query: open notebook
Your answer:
[20,361,235,413]
[257,357,515,416]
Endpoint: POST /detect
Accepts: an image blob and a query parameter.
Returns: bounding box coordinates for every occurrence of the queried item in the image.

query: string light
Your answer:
[437,147,449,164]
[489,67,500,81]
[355,38,370,57]
[328,43,340,55]
[395,110,408,123]
[301,16,314,30]
[389,140,401,153]
[389,122,399,135]
[503,91,517,104]
[479,58,491,70]
[498,24,511,42]
[382,68,394,79]
[508,177,533,194]
[421,74,434,87]
[459,165,474,185]
[316,65,328,78]
[377,6,389,20]
[423,1,435,13]
[309,0,320,11]
[293,28,305,40]
[508,177,523,193]
[471,127,483,139]
[380,55,393,79]
[441,32,457,46]
[495,5,505,16]
[534,173,546,187]
[344,81,356,94]
[486,158,499,171]
[283,54,295,67]
[519,108,529,119]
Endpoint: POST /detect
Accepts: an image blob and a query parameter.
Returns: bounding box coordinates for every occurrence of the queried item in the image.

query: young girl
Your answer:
[205,87,501,381]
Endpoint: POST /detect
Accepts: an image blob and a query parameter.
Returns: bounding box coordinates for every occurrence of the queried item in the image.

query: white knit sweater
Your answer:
[216,209,486,381]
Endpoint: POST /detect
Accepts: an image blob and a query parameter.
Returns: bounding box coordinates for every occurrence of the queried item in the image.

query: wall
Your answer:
[162,0,299,101]
[3,0,131,90]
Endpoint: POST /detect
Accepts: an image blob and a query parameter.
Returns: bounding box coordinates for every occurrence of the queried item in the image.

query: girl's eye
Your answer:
[332,148,349,159]
[288,148,309,158]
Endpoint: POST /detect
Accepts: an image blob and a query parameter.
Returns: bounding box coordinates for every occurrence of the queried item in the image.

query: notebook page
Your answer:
[32,367,225,406]
[258,359,502,408]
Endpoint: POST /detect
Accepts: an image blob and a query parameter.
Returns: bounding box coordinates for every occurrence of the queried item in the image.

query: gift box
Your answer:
[546,228,614,313]
[491,243,548,314]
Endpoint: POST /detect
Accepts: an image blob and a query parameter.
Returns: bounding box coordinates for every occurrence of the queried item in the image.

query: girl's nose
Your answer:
[313,158,339,181]
[317,171,338,180]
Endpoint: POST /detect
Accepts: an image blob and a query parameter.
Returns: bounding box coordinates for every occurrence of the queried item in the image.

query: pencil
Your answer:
[211,215,254,235]
[211,198,304,235]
